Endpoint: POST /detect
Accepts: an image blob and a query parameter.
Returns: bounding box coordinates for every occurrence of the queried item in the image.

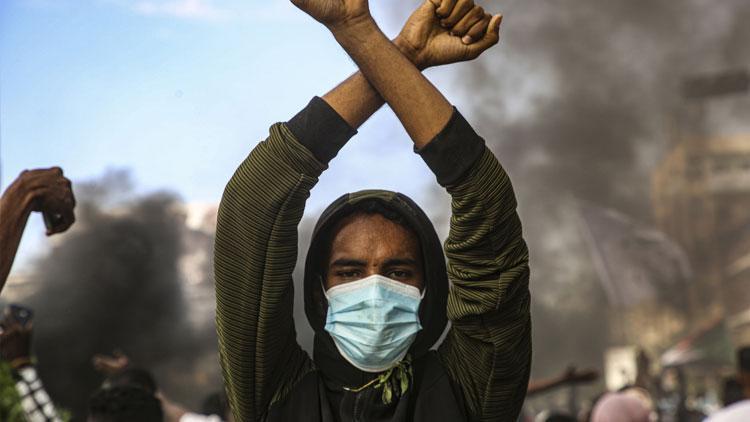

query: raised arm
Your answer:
[216,104,332,421]
[292,0,500,147]
[0,168,75,292]
[323,0,498,129]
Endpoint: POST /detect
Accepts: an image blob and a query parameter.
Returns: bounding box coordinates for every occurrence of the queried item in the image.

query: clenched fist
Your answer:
[7,167,76,235]
[396,0,502,69]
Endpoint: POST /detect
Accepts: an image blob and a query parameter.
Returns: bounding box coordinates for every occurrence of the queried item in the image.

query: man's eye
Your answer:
[337,271,360,278]
[389,270,411,278]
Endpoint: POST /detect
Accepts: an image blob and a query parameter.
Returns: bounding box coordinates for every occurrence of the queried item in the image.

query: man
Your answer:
[0,167,76,291]
[707,346,750,421]
[215,0,531,421]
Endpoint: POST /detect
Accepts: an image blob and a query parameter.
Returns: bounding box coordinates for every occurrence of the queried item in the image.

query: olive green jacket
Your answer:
[215,98,531,422]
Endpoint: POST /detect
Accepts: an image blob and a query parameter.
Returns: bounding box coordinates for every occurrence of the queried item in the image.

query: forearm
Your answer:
[331,17,453,148]
[322,71,383,129]
[0,188,35,292]
[321,38,425,130]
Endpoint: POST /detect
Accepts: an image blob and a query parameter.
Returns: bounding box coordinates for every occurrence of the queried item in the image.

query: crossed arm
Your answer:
[317,0,500,145]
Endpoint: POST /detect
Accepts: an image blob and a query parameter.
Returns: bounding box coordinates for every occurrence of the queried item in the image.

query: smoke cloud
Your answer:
[22,170,220,418]
[443,0,750,383]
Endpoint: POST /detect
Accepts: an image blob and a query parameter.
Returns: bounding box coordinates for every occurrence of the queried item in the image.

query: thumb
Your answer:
[472,14,502,51]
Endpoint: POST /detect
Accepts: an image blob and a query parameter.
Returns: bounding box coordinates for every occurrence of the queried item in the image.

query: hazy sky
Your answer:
[2,0,479,268]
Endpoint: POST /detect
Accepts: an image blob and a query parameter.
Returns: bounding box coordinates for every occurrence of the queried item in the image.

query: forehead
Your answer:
[328,213,420,262]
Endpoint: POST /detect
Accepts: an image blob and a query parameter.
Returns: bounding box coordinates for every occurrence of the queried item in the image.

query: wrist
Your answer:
[1,180,36,217]
[393,37,427,71]
[330,14,378,45]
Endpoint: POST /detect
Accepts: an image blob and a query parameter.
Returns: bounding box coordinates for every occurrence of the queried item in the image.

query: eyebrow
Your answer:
[329,258,419,268]
[383,258,418,267]
[330,259,367,267]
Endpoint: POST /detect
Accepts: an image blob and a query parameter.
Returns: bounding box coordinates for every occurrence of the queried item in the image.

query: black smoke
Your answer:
[23,170,219,419]
[385,0,750,402]
[449,0,750,382]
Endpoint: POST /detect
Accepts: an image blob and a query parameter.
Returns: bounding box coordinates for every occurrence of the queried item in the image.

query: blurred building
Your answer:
[652,133,750,345]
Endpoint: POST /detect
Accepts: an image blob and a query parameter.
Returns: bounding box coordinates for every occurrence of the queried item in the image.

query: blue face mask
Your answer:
[324,274,424,373]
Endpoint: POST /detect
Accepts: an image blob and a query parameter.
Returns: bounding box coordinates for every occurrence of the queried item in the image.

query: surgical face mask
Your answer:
[323,274,424,373]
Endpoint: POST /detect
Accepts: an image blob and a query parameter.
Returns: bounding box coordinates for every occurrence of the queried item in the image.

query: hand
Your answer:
[5,167,76,235]
[395,0,502,69]
[290,0,370,30]
[93,351,131,376]
[0,309,32,368]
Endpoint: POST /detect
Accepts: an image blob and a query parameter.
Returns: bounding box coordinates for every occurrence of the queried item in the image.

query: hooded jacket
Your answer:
[215,97,531,422]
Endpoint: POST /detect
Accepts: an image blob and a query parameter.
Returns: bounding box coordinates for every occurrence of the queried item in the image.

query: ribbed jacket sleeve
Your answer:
[423,110,532,422]
[215,98,355,422]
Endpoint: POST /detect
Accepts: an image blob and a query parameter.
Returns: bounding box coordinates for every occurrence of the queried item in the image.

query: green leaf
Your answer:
[382,382,393,404]
[400,370,409,394]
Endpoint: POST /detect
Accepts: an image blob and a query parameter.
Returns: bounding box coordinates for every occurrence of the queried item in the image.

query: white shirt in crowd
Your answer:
[706,400,750,422]
[180,412,224,422]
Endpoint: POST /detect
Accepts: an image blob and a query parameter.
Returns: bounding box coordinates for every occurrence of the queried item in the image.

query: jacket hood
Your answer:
[303,190,448,382]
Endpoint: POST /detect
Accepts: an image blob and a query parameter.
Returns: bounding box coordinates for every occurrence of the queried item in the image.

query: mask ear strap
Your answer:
[319,275,330,301]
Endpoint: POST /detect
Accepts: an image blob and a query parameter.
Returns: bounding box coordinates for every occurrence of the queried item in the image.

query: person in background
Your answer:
[0,306,63,422]
[0,167,76,292]
[706,346,750,421]
[93,352,228,422]
[93,351,159,395]
[87,385,163,422]
[590,387,656,422]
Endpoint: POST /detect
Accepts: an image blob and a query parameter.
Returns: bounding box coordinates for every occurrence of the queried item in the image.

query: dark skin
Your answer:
[0,167,76,293]
[325,213,424,291]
